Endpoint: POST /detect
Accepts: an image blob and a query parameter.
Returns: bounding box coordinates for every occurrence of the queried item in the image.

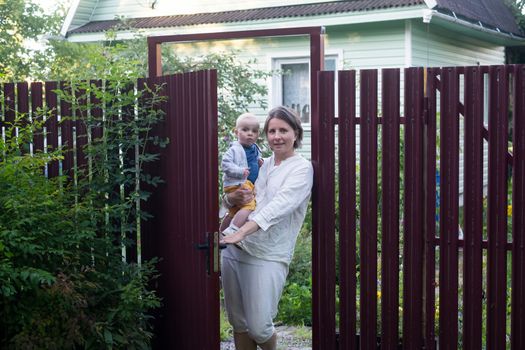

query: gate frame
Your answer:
[147,27,329,348]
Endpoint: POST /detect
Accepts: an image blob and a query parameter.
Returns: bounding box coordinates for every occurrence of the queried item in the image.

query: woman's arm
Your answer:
[251,163,313,231]
[220,220,259,244]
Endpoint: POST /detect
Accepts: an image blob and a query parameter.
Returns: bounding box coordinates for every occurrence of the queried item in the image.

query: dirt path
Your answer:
[220,325,312,350]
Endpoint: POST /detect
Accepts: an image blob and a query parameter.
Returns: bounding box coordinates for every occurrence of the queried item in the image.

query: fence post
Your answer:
[511,64,525,350]
[312,70,336,350]
[423,67,438,350]
[487,65,509,349]
[359,69,378,349]
[462,66,484,349]
[381,68,401,349]
[338,70,357,350]
[439,67,460,349]
[402,67,425,349]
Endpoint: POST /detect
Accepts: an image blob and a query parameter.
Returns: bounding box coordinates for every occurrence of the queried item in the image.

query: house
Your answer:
[61,0,523,197]
[61,0,523,124]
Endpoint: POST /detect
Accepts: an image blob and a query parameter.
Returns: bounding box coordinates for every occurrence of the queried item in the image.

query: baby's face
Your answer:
[235,120,259,147]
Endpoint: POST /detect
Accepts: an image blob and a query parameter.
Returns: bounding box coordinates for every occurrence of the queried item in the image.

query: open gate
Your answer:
[141,70,221,349]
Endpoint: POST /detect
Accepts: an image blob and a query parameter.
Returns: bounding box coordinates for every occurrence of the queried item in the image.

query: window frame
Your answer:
[268,50,343,126]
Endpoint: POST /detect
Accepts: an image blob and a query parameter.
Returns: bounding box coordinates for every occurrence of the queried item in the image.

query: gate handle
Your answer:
[195,233,227,275]
[195,242,227,250]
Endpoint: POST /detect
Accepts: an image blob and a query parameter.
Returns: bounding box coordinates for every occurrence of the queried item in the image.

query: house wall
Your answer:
[411,20,505,66]
[410,20,500,198]
[165,21,407,156]
[152,19,502,200]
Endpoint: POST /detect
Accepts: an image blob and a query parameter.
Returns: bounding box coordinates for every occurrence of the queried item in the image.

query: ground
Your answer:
[220,325,312,350]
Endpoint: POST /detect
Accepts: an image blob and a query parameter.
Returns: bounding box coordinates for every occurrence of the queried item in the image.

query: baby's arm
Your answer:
[222,147,248,179]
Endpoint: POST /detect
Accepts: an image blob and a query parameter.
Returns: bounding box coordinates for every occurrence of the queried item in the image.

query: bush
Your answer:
[276,211,313,326]
[0,76,163,348]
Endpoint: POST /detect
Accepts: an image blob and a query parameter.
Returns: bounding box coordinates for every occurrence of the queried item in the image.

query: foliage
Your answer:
[0,0,63,81]
[0,47,165,347]
[43,28,271,156]
[220,302,233,341]
[505,0,525,63]
[276,220,313,326]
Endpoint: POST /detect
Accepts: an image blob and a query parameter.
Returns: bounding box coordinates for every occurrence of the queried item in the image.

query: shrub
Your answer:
[0,75,163,348]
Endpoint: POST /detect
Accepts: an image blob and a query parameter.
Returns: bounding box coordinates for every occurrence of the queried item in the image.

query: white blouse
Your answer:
[240,153,313,265]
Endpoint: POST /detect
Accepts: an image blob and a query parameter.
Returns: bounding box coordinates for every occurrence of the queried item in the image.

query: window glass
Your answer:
[278,58,337,123]
[282,63,310,123]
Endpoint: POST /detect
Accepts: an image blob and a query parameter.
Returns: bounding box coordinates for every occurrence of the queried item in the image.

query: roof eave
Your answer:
[430,10,525,45]
[61,0,101,37]
[65,6,428,42]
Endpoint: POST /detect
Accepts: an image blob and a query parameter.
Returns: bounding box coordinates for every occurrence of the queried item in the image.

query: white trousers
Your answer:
[221,245,288,344]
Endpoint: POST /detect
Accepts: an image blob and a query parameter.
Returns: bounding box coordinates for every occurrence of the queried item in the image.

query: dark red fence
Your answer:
[312,65,525,349]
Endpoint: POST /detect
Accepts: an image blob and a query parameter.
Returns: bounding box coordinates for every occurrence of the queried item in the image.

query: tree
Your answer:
[0,0,62,81]
[505,0,525,63]
[44,29,271,154]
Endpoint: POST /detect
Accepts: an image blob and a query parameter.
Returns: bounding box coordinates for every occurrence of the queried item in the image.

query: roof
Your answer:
[65,0,523,37]
[435,0,521,35]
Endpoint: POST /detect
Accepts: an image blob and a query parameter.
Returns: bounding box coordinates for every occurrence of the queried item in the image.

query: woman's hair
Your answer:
[263,106,304,149]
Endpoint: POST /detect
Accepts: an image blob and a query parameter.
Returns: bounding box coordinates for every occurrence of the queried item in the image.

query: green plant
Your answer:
[0,42,165,347]
[220,304,233,341]
[276,227,313,326]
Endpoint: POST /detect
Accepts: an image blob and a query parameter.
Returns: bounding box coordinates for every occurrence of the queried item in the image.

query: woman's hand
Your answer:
[221,230,247,244]
[220,221,260,245]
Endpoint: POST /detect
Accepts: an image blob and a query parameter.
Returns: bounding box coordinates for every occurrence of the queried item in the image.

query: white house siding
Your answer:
[68,0,99,28]
[164,21,407,157]
[411,20,505,67]
[411,20,502,202]
[89,0,341,21]
[144,18,500,203]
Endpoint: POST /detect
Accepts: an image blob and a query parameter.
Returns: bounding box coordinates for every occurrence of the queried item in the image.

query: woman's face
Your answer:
[266,117,297,158]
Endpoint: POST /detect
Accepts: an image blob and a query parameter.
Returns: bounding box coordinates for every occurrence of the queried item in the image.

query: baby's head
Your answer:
[235,113,259,147]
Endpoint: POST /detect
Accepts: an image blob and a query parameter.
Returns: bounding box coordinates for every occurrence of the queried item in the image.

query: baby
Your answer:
[221,113,262,236]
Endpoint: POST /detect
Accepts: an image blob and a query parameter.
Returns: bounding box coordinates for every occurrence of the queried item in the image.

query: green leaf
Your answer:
[104,329,113,345]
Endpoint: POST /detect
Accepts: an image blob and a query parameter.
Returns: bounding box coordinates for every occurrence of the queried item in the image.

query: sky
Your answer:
[34,0,69,15]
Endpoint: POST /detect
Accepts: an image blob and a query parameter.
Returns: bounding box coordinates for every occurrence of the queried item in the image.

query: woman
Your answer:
[220,106,313,350]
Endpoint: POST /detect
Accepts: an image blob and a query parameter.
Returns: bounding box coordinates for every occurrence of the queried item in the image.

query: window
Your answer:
[273,56,337,124]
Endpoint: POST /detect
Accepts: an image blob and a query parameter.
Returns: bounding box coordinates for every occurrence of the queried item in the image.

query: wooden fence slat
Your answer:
[147,75,174,348]
[512,64,525,350]
[17,82,29,124]
[17,82,29,153]
[439,67,460,349]
[463,66,484,349]
[75,87,88,172]
[90,80,103,141]
[402,67,425,349]
[359,69,378,349]
[338,70,357,350]
[204,69,220,350]
[60,82,74,175]
[31,82,44,152]
[380,68,400,350]
[181,72,193,348]
[45,81,59,178]
[4,83,15,126]
[312,71,336,350]
[424,67,438,350]
[188,72,202,344]
[487,65,509,349]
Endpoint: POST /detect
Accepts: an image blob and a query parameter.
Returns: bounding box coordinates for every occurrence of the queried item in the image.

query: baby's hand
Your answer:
[258,158,264,167]
[243,168,250,177]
